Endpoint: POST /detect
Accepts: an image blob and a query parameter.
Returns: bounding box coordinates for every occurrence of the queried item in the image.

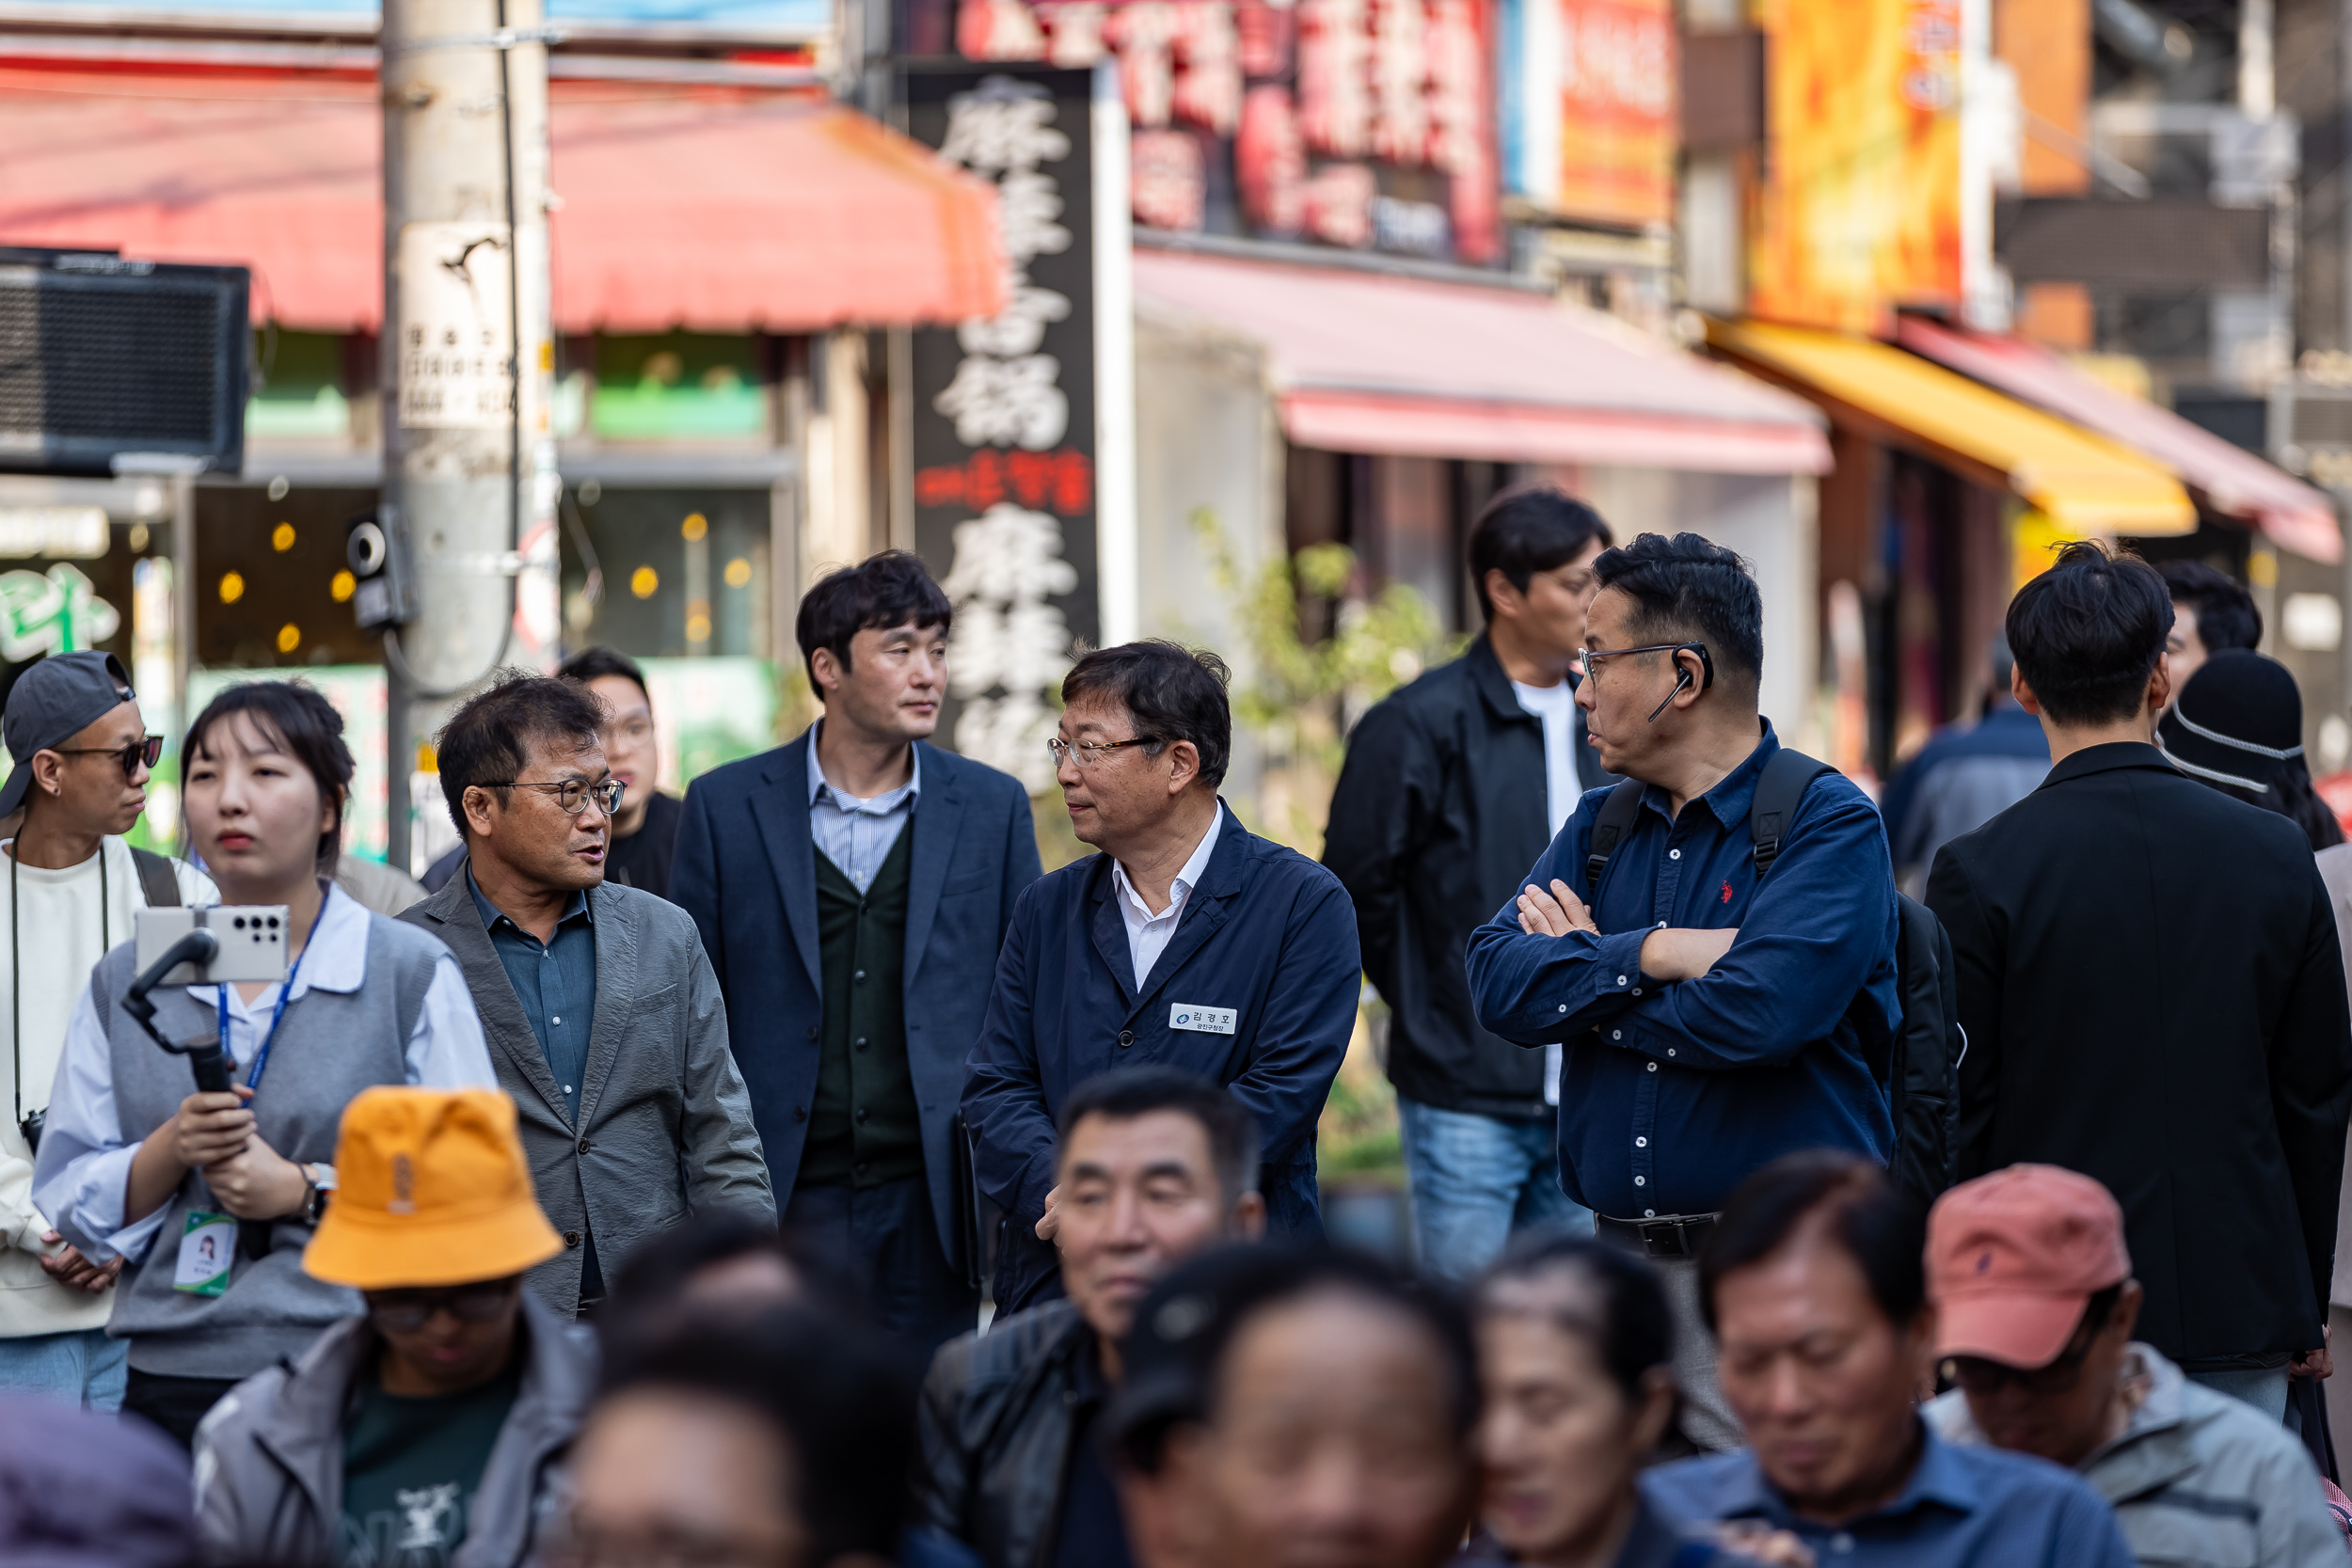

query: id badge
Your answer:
[173,1212,236,1296]
[1169,1004,1236,1035]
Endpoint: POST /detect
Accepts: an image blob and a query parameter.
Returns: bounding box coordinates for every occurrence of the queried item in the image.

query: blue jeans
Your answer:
[2188,1364,2292,1421]
[0,1326,127,1411]
[1397,1097,1593,1284]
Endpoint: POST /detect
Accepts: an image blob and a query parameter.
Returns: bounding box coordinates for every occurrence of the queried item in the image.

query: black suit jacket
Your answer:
[1322,635,1612,1118]
[1927,743,2352,1367]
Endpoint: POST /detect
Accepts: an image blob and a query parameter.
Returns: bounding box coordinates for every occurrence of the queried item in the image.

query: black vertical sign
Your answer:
[902,65,1098,795]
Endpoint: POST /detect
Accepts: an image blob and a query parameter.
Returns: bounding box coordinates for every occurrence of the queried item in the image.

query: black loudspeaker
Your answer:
[0,247,249,478]
[344,509,419,629]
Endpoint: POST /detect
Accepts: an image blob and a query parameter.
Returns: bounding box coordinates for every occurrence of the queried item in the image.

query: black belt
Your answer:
[1596,1212,1721,1259]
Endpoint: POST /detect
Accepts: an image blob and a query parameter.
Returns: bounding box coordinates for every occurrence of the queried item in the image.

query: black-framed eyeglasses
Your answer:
[1577,641,1708,673]
[1047,736,1159,769]
[52,735,165,780]
[365,1278,519,1332]
[478,778,626,815]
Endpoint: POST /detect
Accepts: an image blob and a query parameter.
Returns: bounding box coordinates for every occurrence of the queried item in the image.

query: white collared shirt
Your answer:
[1110,803,1224,989]
[807,724,922,894]
[32,879,496,1264]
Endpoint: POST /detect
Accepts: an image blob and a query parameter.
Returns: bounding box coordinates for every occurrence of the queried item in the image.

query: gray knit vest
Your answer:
[92,915,442,1378]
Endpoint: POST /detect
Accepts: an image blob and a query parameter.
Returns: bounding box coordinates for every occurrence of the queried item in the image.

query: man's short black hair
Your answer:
[596,1306,914,1563]
[1107,1244,1477,1476]
[436,670,610,842]
[1591,532,1764,692]
[1698,1150,1926,1335]
[183,681,356,874]
[2007,541,2173,726]
[1061,641,1232,790]
[558,645,651,708]
[1057,1067,1261,1201]
[1468,488,1614,622]
[795,550,952,689]
[2159,560,2263,652]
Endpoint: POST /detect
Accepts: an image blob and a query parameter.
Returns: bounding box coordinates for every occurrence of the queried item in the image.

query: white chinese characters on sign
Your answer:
[395,221,516,431]
[932,78,1084,789]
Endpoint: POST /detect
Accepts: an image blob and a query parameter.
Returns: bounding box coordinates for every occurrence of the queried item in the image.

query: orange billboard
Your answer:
[1554,0,1677,229]
[1749,0,1963,333]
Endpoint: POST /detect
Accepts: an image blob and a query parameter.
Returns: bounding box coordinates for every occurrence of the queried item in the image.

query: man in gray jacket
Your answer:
[196,1086,596,1568]
[1923,1164,2344,1568]
[402,673,772,1318]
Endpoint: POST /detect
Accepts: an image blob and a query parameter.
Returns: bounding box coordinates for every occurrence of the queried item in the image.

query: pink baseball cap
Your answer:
[1926,1164,2131,1368]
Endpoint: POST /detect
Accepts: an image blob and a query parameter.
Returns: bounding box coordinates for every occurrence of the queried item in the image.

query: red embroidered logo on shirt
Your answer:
[1720,880,1734,905]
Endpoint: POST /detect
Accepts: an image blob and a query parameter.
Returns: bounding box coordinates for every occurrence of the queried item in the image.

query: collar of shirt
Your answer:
[1111,800,1225,928]
[1635,720,1782,832]
[806,721,923,816]
[466,865,593,942]
[186,878,373,1007]
[1705,1419,1980,1529]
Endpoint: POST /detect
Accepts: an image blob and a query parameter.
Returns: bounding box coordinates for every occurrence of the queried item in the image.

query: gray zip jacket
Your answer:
[191,1292,595,1568]
[1927,1340,2344,1568]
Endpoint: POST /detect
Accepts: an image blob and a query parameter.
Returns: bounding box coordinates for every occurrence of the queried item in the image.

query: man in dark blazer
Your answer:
[672,552,1041,1353]
[1323,486,1613,1283]
[963,641,1361,1312]
[1928,540,2352,1420]
[402,673,774,1320]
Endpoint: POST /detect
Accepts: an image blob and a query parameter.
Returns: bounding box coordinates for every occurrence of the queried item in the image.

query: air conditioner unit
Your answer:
[0,248,248,479]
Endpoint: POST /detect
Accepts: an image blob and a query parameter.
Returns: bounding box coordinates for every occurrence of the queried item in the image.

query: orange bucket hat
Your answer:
[304,1086,564,1291]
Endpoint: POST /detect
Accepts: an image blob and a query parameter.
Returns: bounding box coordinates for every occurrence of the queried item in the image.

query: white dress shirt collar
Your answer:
[1111,800,1225,988]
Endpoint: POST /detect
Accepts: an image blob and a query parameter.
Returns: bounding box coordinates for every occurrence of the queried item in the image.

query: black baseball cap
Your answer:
[0,652,135,819]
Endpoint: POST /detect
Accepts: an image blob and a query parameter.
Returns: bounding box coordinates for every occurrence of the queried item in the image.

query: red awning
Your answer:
[0,65,1005,333]
[1895,317,2342,563]
[1134,248,1830,475]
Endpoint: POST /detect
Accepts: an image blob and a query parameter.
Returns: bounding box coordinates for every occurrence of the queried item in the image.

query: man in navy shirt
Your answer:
[963,641,1359,1311]
[1645,1151,2135,1568]
[1468,531,1899,1449]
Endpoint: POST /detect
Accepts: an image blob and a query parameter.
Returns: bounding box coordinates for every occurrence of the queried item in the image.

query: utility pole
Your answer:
[380,0,559,874]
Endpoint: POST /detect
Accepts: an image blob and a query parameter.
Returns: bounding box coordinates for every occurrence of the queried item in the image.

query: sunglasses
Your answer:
[366,1279,519,1332]
[52,735,165,781]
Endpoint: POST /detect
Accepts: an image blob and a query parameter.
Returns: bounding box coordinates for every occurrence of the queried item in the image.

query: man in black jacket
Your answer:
[920,1068,1263,1568]
[1323,487,1612,1282]
[1927,540,2352,1420]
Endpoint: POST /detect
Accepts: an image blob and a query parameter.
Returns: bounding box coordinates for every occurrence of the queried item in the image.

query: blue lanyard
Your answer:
[219,935,310,1093]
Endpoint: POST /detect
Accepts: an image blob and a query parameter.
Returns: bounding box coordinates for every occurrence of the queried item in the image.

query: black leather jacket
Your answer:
[919,1299,1092,1568]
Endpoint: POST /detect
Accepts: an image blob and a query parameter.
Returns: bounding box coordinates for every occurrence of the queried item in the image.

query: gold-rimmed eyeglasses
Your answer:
[1046,736,1159,769]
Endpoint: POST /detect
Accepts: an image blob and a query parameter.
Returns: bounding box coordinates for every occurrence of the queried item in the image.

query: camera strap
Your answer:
[11,841,108,1134]
[221,929,309,1097]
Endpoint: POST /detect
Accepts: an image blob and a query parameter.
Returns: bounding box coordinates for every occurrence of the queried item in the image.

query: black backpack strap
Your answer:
[1583,779,1646,896]
[129,846,181,908]
[1751,749,1834,876]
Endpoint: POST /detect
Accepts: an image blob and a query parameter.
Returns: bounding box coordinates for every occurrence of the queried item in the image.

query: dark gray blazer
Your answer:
[401,874,774,1314]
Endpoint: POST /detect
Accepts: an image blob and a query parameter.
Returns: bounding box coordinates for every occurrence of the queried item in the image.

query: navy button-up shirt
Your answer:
[468,869,597,1124]
[1467,724,1899,1219]
[1642,1419,2137,1568]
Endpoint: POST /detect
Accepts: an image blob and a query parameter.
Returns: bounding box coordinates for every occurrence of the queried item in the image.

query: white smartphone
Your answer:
[135,906,292,987]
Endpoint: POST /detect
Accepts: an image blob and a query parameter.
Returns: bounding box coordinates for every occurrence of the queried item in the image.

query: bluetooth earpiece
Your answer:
[1645,643,1716,722]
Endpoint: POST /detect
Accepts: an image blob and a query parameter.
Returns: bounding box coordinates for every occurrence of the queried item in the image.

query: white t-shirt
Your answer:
[1512,677,1582,835]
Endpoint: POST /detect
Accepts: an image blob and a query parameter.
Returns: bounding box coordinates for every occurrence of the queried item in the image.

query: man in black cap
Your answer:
[0,652,213,1410]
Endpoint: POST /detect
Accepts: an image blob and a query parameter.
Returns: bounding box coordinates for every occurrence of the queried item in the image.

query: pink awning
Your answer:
[1134,248,1830,475]
[1896,317,2341,563]
[0,64,1006,333]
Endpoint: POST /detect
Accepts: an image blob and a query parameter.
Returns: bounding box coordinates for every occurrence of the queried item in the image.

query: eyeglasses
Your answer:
[366,1279,518,1332]
[1047,736,1159,769]
[1577,641,1708,673]
[478,778,626,815]
[52,735,164,780]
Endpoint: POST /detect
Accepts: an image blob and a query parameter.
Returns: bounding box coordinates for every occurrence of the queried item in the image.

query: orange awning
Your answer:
[0,64,1005,333]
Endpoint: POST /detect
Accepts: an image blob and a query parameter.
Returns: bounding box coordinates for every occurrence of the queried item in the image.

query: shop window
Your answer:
[195,484,383,669]
[590,334,768,441]
[563,484,771,659]
[246,331,351,442]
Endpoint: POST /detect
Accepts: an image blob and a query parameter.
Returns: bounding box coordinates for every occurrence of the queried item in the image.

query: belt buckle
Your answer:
[1634,1215,1693,1259]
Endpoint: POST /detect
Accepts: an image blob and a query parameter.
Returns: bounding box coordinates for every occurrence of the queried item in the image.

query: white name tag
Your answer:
[1170,1004,1236,1035]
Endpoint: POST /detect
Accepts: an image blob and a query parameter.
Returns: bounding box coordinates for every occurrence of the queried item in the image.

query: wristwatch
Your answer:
[299,1163,337,1227]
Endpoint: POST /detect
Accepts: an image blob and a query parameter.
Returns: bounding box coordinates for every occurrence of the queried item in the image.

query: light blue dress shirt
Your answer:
[807,725,921,893]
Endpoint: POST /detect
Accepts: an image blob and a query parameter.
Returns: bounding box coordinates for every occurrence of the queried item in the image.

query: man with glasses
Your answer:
[404,673,772,1321]
[963,641,1360,1313]
[1324,487,1613,1286]
[1923,1164,2343,1566]
[672,552,1041,1355]
[196,1086,597,1568]
[1467,531,1900,1451]
[0,651,212,1411]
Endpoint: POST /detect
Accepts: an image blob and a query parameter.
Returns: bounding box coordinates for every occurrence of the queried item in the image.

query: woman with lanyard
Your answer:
[33,680,495,1447]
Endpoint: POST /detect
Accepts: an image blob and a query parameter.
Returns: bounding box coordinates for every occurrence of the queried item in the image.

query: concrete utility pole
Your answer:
[380,0,559,873]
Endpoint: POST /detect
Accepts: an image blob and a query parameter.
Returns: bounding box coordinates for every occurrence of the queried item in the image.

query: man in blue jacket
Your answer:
[672,552,1041,1354]
[963,641,1360,1312]
[1467,531,1899,1451]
